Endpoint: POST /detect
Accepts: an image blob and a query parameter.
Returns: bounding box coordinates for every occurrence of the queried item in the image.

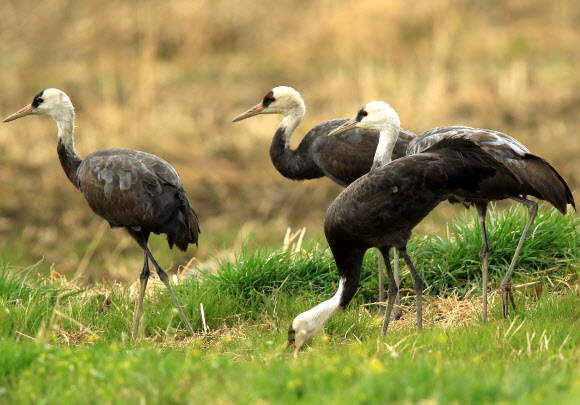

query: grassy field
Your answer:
[0,208,578,403]
[1,295,579,404]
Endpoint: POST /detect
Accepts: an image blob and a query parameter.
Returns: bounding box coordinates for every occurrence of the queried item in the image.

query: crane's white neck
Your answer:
[54,106,76,154]
[293,278,345,346]
[279,109,304,146]
[371,123,400,170]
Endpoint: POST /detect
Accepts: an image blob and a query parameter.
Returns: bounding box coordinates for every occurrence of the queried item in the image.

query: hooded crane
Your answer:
[232,86,416,316]
[3,89,200,337]
[406,127,575,320]
[285,102,518,356]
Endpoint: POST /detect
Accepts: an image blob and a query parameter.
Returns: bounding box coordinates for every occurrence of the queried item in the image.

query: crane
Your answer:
[3,89,200,337]
[406,126,575,320]
[233,86,415,317]
[286,102,517,356]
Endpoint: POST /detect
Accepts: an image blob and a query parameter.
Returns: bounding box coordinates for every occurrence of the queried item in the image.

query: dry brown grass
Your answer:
[34,265,580,350]
[1,0,579,281]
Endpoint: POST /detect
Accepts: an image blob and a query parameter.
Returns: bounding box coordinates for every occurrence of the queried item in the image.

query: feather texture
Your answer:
[408,126,575,213]
[74,147,199,250]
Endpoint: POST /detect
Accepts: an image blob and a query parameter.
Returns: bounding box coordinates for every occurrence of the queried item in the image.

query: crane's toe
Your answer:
[501,281,516,318]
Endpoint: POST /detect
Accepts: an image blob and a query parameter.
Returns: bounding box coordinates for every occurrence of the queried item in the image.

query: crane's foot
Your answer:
[501,280,516,318]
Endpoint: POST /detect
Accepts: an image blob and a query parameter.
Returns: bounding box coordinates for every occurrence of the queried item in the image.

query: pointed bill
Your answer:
[3,104,34,123]
[283,337,300,358]
[327,117,358,137]
[232,103,264,122]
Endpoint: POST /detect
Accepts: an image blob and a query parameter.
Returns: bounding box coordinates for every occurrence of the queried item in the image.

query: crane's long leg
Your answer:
[401,250,424,331]
[132,251,150,338]
[378,250,385,315]
[501,197,538,317]
[379,247,398,335]
[126,227,194,336]
[378,250,402,319]
[146,249,195,336]
[475,203,490,323]
[393,249,402,320]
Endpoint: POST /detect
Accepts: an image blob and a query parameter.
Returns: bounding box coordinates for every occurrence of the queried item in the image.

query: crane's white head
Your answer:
[232,86,306,122]
[327,101,400,138]
[3,88,74,123]
[285,310,327,358]
[284,278,346,357]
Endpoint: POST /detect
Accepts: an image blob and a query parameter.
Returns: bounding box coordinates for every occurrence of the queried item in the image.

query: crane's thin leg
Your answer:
[392,249,403,320]
[401,250,424,331]
[126,227,194,336]
[378,250,402,319]
[146,249,195,336]
[501,197,538,318]
[379,247,398,335]
[378,250,385,315]
[132,250,150,338]
[475,203,490,323]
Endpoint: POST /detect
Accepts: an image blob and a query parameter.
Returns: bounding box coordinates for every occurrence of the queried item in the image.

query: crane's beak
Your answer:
[283,340,301,358]
[3,104,34,123]
[232,103,264,122]
[327,117,358,137]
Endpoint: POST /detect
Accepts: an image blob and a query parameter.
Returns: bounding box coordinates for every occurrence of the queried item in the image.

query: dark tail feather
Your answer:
[167,192,200,251]
[520,154,575,214]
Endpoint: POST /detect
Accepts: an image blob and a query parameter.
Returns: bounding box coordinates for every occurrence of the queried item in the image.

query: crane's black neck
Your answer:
[329,242,364,308]
[55,116,82,190]
[269,121,324,181]
[57,139,82,189]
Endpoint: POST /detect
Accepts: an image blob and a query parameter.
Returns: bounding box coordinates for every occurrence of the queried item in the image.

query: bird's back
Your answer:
[306,118,415,187]
[325,138,515,250]
[408,126,575,212]
[77,148,200,250]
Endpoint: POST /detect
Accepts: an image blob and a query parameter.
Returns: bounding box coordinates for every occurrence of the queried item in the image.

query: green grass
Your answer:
[0,205,578,403]
[0,291,579,404]
[201,205,579,306]
[409,205,579,296]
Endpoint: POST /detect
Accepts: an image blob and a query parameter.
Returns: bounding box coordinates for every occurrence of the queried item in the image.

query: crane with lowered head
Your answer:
[286,102,518,356]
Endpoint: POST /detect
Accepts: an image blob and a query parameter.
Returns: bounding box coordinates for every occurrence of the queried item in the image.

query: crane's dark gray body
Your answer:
[270,118,415,186]
[323,138,518,327]
[58,142,199,251]
[408,126,575,213]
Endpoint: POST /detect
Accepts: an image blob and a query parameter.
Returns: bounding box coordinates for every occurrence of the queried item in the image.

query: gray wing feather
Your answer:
[77,148,184,222]
[408,126,530,166]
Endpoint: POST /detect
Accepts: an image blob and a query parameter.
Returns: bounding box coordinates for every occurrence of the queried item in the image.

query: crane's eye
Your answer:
[36,97,44,104]
[262,94,276,107]
[356,109,368,122]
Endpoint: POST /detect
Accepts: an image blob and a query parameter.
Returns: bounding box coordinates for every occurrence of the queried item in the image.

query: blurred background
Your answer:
[0,0,578,282]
